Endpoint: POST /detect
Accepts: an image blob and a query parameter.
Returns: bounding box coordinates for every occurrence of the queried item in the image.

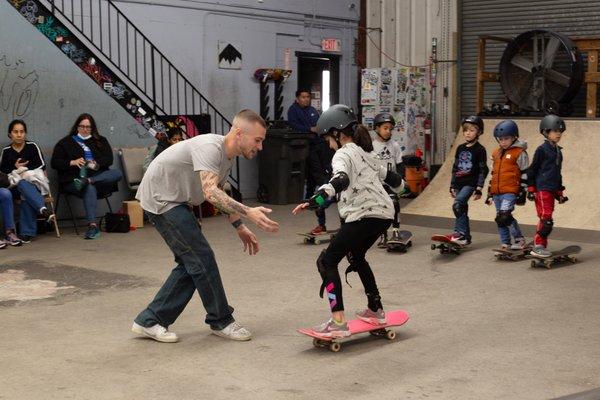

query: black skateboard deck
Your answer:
[297,230,338,245]
[492,242,533,261]
[527,245,581,269]
[387,230,413,253]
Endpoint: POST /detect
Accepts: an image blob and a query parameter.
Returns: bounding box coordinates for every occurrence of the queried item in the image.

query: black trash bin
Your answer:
[257,128,312,204]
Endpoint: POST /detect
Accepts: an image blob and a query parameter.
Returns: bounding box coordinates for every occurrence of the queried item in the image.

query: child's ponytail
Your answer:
[352,124,374,152]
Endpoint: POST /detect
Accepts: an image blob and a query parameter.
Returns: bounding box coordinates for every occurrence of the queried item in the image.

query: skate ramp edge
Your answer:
[403,118,600,231]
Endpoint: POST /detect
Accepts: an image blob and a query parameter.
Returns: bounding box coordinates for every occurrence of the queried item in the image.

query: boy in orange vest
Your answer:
[486,120,529,250]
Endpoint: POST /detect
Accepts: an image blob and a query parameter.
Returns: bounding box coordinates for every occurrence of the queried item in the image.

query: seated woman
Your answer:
[0,176,22,248]
[142,127,184,173]
[0,119,53,243]
[51,113,123,239]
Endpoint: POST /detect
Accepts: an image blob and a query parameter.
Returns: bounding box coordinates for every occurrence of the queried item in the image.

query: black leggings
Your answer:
[317,218,392,312]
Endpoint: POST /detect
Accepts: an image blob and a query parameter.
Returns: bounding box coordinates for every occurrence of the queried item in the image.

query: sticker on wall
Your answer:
[218,41,242,69]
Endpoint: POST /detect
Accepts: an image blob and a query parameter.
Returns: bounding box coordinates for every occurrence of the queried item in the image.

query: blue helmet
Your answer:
[493,120,519,140]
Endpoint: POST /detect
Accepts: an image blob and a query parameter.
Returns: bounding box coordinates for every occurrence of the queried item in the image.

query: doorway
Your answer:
[296,52,340,112]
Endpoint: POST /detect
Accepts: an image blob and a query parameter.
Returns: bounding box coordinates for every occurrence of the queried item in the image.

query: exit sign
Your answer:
[321,38,341,52]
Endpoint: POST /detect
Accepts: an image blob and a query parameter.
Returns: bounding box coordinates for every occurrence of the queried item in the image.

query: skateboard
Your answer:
[297,230,338,245]
[298,310,409,352]
[430,234,466,254]
[387,230,413,253]
[527,245,581,269]
[492,242,533,261]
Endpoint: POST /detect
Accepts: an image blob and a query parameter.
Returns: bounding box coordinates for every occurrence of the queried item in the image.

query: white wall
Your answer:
[114,0,361,197]
[366,0,458,164]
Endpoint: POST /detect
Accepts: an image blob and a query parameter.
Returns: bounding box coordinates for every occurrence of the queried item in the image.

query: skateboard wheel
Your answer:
[303,238,310,244]
[571,257,578,263]
[329,342,341,352]
[431,244,436,250]
[407,241,412,247]
[314,240,321,244]
[530,260,536,268]
[385,330,396,340]
[545,262,552,269]
[312,338,320,347]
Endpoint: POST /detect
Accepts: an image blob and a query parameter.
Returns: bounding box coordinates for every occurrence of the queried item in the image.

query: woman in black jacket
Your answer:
[51,113,122,239]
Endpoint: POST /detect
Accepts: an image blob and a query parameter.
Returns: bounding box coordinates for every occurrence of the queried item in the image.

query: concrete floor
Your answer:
[1,203,599,400]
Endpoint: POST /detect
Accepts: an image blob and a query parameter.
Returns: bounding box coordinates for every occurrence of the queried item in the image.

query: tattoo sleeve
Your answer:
[200,171,250,216]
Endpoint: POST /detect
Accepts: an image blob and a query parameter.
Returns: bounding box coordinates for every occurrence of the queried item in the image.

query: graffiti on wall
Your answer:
[0,55,39,119]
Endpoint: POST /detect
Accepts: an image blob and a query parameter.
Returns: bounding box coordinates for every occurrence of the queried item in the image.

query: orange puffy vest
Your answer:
[490,147,523,195]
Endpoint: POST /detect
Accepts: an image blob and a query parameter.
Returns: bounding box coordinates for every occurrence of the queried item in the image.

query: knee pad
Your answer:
[538,218,553,238]
[452,202,467,218]
[495,211,514,228]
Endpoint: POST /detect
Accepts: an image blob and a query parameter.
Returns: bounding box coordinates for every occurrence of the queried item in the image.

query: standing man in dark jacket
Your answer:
[527,114,567,257]
[287,89,333,235]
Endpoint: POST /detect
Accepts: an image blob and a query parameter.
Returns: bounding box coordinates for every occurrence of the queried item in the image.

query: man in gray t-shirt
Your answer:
[132,110,279,343]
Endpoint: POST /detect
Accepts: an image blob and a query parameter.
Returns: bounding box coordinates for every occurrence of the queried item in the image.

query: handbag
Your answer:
[100,212,131,233]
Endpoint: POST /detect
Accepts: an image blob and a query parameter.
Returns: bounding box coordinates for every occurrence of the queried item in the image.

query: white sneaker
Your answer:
[131,322,179,343]
[211,321,252,341]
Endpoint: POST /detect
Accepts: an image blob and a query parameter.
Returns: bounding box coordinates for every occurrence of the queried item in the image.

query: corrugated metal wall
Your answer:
[460,0,600,118]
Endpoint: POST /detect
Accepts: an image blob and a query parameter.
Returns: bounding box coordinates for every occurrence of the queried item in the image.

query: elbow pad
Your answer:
[384,170,405,193]
[329,172,350,193]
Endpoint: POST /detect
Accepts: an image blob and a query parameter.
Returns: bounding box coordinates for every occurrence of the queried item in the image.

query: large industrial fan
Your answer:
[500,30,583,115]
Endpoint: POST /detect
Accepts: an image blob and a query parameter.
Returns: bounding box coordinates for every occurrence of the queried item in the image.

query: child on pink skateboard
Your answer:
[292,104,405,339]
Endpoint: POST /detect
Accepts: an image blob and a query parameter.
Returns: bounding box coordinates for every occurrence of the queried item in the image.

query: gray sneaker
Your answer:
[531,245,552,258]
[510,237,527,250]
[312,318,351,338]
[212,321,252,341]
[356,308,387,325]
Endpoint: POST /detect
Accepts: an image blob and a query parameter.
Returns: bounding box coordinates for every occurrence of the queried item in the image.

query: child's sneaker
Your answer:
[312,318,350,338]
[377,233,387,248]
[501,243,511,250]
[449,233,468,246]
[356,308,386,325]
[211,321,252,341]
[0,239,7,249]
[310,225,327,235]
[531,245,552,258]
[511,238,527,250]
[84,224,101,240]
[131,322,178,343]
[5,231,22,246]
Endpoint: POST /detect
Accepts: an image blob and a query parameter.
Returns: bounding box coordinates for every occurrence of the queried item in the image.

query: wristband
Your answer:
[231,219,243,229]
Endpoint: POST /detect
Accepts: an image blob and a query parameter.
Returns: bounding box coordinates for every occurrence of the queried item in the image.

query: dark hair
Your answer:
[295,88,311,98]
[8,119,27,138]
[167,127,184,139]
[69,113,103,147]
[339,123,373,153]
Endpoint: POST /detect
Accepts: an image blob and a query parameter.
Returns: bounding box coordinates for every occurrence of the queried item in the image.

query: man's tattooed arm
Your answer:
[200,171,250,216]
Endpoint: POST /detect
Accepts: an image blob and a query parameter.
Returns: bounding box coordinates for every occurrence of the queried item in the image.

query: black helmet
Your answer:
[461,115,484,134]
[493,120,519,139]
[316,104,357,137]
[373,112,396,127]
[539,114,566,135]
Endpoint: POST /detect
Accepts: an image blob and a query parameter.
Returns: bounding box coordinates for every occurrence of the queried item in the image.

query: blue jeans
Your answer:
[493,193,524,245]
[64,169,123,224]
[16,180,45,236]
[0,188,15,231]
[453,186,475,240]
[135,204,235,330]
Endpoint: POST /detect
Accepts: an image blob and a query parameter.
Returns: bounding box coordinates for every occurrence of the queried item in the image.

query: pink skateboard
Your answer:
[298,310,409,352]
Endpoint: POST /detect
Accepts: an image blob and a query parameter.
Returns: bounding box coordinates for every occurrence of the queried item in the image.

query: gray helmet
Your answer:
[539,114,566,135]
[461,115,484,134]
[373,112,396,127]
[316,104,357,137]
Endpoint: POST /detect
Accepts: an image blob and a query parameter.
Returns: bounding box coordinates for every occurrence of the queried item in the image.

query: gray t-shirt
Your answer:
[136,134,233,214]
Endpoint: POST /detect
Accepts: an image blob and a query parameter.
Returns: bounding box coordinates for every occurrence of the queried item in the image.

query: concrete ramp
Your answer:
[404,118,600,231]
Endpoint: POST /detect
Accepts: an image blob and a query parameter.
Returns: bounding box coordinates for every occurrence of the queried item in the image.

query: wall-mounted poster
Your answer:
[218,41,242,69]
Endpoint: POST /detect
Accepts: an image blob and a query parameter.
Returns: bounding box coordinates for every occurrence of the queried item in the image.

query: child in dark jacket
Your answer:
[486,120,529,250]
[448,116,489,245]
[527,115,568,257]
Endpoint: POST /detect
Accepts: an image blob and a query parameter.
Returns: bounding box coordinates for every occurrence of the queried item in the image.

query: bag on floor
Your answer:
[100,212,131,233]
